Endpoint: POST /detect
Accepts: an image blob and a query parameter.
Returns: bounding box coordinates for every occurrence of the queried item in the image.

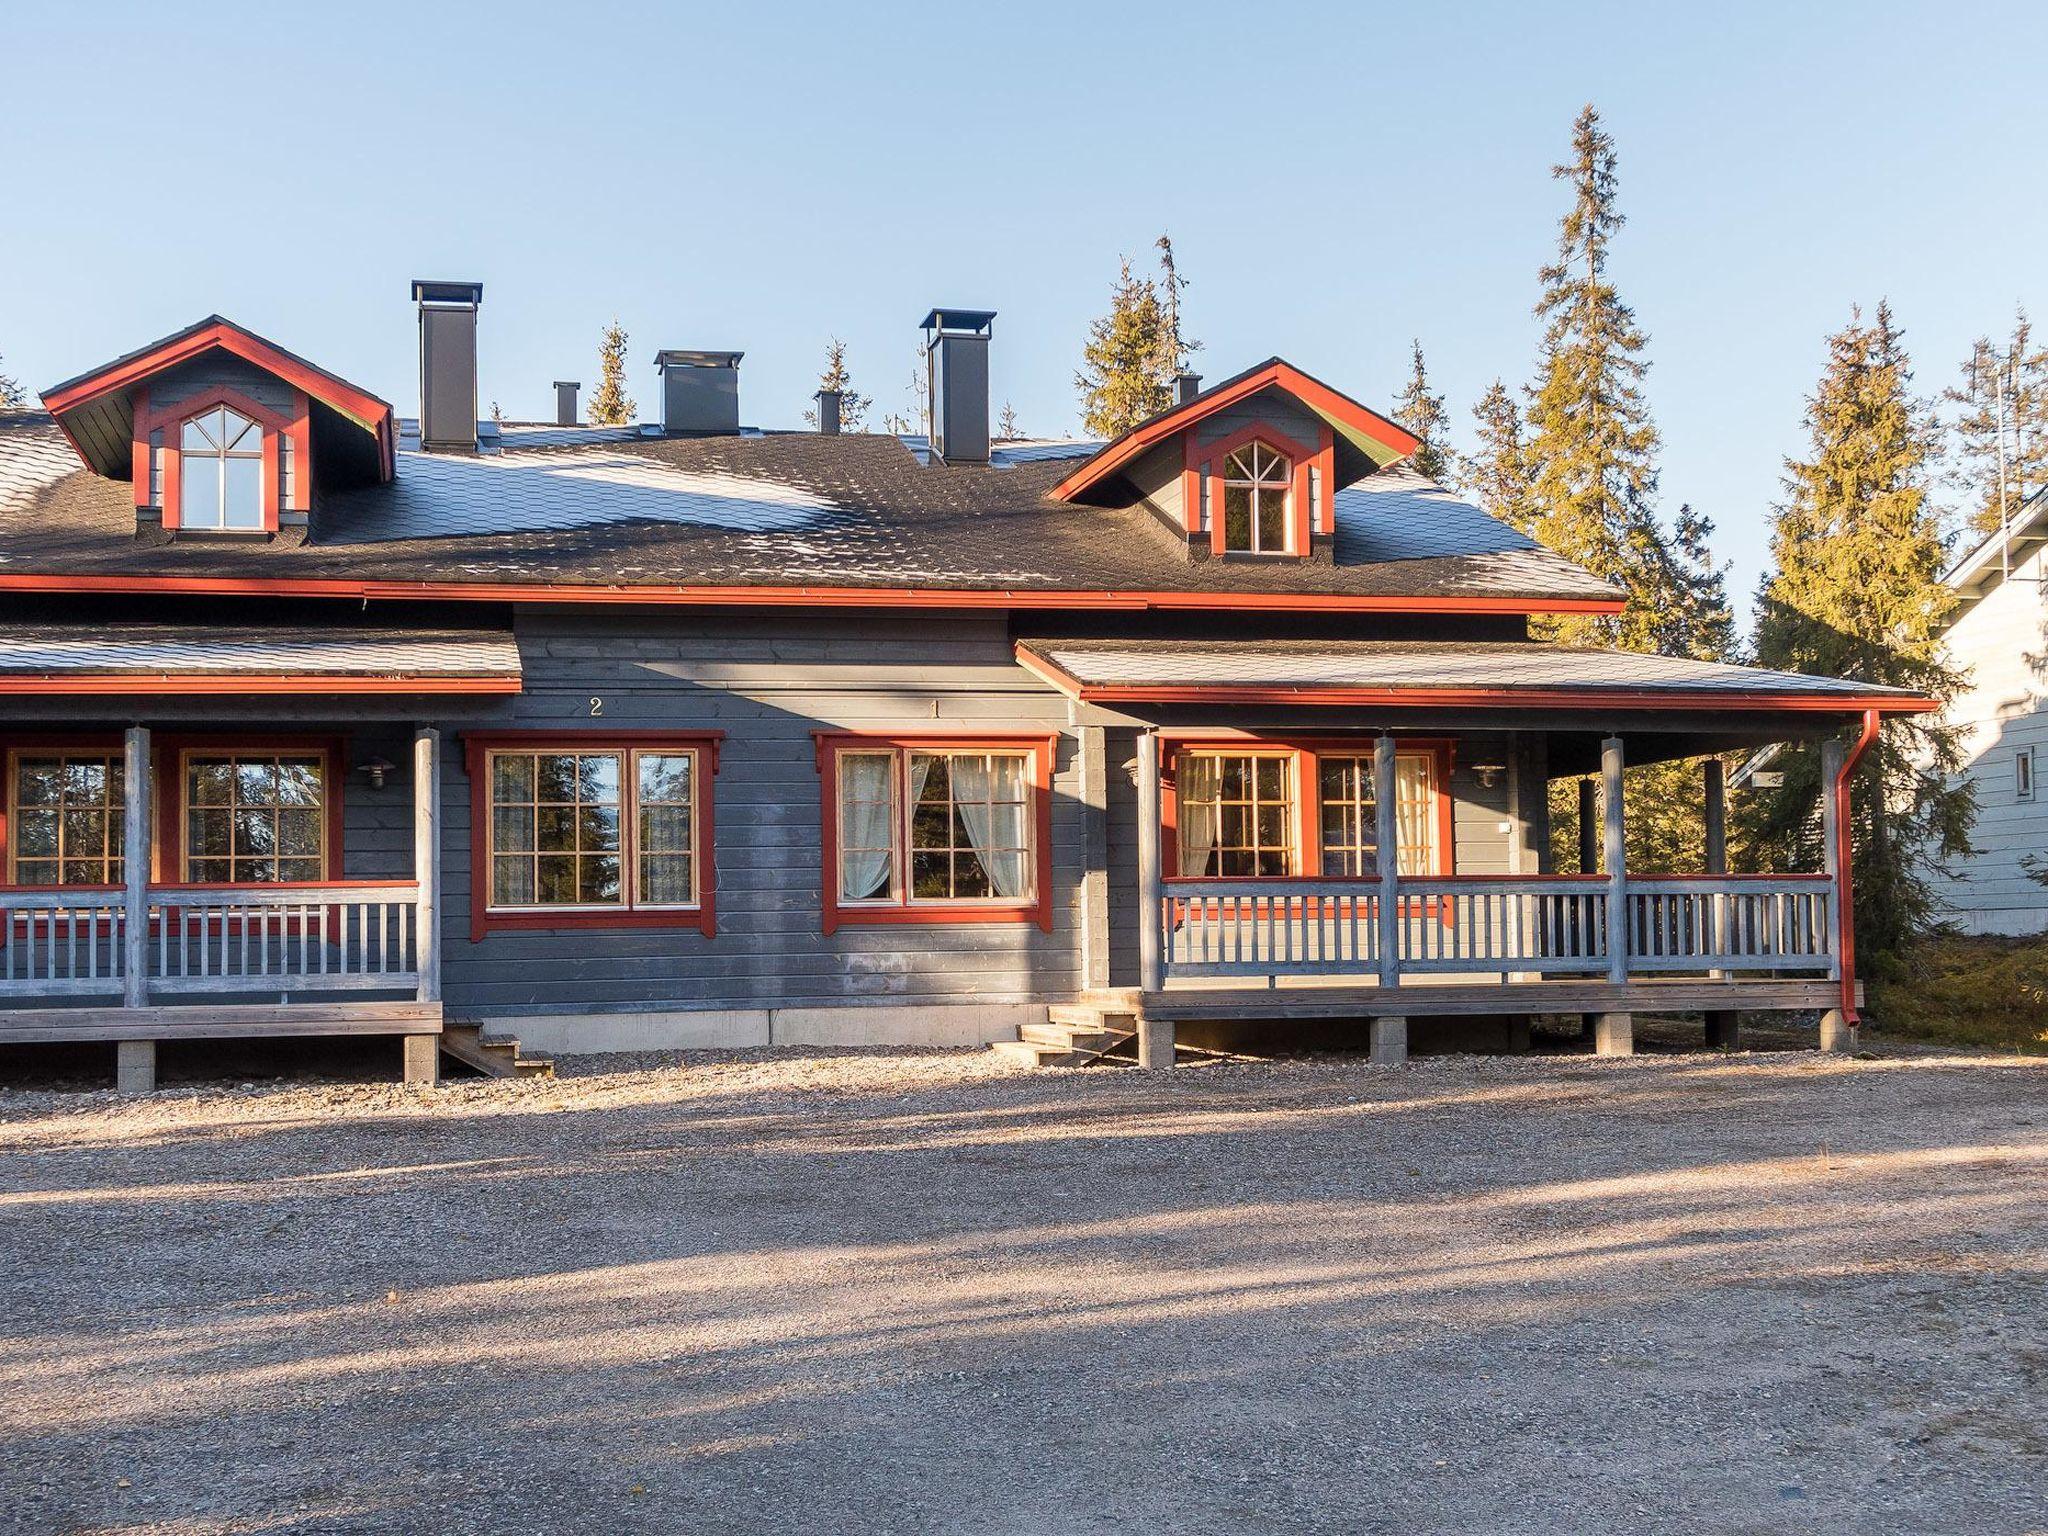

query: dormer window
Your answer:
[1220,442,1292,554]
[178,407,266,531]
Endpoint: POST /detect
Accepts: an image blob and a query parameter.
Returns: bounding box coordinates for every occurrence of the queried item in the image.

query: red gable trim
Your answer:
[0,572,1627,618]
[1050,359,1421,504]
[41,318,395,481]
[1012,645,1937,715]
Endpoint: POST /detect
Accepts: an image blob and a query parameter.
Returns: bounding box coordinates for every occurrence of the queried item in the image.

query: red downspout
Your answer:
[1832,707,1882,1022]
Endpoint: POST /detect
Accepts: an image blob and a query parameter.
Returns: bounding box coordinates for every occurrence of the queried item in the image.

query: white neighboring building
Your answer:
[1943,488,2048,935]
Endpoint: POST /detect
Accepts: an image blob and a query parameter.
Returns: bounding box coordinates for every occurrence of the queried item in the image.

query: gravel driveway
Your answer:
[0,1046,2042,1535]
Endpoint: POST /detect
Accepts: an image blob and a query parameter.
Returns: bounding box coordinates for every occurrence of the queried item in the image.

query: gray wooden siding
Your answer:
[148,355,298,419]
[1122,439,1184,525]
[436,612,1084,1017]
[1191,395,1322,456]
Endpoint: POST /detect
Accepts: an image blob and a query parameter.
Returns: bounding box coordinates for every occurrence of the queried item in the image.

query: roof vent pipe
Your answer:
[815,388,842,436]
[1175,370,1203,405]
[553,381,580,427]
[411,280,483,453]
[921,308,995,465]
[655,350,743,435]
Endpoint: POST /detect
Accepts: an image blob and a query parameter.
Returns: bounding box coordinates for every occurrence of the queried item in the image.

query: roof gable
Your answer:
[40,316,395,483]
[1049,358,1420,506]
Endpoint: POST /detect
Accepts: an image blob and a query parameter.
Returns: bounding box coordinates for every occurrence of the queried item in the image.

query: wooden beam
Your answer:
[1078,725,1112,993]
[121,726,150,1009]
[0,999,443,1044]
[1374,733,1399,988]
[1602,737,1627,985]
[1140,977,1858,1022]
[414,726,442,1006]
[1136,730,1163,994]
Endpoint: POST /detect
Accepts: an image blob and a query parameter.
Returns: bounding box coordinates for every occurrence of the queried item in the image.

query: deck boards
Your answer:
[0,1000,442,1044]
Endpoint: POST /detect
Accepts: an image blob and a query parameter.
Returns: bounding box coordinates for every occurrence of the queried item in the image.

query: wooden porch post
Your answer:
[1818,736,1851,1053]
[1078,725,1112,995]
[1373,733,1399,990]
[1597,735,1633,1055]
[408,726,441,1087]
[1577,777,1598,874]
[1135,730,1164,997]
[121,726,150,1012]
[1702,758,1739,1049]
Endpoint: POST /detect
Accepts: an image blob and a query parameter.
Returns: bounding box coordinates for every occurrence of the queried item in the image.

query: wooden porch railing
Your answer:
[0,882,423,1001]
[1157,872,1836,984]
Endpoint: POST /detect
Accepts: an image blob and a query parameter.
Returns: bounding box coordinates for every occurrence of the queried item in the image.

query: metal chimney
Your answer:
[1175,370,1203,406]
[411,280,483,452]
[920,308,995,465]
[815,388,842,436]
[553,381,580,427]
[655,350,743,435]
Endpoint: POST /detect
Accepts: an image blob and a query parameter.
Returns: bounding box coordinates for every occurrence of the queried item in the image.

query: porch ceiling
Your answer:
[0,623,521,694]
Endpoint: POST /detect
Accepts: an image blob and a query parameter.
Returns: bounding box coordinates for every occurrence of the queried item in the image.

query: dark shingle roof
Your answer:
[0,415,1616,603]
[0,623,519,679]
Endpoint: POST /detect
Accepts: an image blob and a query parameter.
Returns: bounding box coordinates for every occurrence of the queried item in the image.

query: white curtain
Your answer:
[1180,756,1221,876]
[951,754,1027,898]
[839,754,895,900]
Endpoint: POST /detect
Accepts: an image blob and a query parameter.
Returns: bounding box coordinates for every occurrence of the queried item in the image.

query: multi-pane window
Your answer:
[1318,754,1440,877]
[179,406,266,531]
[487,749,699,910]
[836,747,1035,905]
[185,754,326,883]
[1177,753,1295,877]
[9,754,125,886]
[1219,441,1291,553]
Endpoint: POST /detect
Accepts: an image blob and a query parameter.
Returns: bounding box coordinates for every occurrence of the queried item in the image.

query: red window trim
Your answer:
[135,383,309,534]
[812,732,1056,935]
[1161,736,1456,881]
[1179,419,1335,556]
[460,730,723,942]
[0,736,130,889]
[158,735,346,887]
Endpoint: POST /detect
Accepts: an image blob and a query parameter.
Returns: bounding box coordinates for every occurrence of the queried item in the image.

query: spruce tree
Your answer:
[0,353,23,410]
[1941,308,2048,539]
[997,401,1022,440]
[803,338,872,432]
[1391,339,1455,483]
[589,320,635,427]
[1155,234,1198,377]
[1463,379,1535,534]
[1076,257,1173,438]
[1745,301,1974,969]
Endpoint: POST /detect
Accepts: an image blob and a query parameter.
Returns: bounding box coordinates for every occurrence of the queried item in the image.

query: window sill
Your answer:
[472,905,715,939]
[823,902,1050,935]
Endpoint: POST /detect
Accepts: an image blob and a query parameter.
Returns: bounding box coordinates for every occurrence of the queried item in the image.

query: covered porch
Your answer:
[1027,635,1933,1063]
[0,620,520,1088]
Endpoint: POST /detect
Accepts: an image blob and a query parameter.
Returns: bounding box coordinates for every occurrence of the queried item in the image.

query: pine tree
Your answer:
[1076,257,1174,438]
[997,401,1022,440]
[0,352,23,410]
[1941,308,2048,539]
[1391,340,1455,483]
[1462,379,1535,534]
[1744,301,1974,970]
[589,320,635,427]
[1155,234,1198,377]
[1522,105,1702,654]
[803,338,872,432]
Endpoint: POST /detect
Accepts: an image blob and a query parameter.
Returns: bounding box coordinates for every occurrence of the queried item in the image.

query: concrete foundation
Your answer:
[1369,1016,1409,1067]
[401,1034,439,1086]
[1819,1008,1855,1053]
[1133,1015,1176,1070]
[1704,1010,1741,1050]
[115,1039,155,1095]
[474,1002,1046,1056]
[1594,1012,1634,1057]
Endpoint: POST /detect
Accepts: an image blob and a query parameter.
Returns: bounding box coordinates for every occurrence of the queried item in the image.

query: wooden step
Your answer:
[1046,1003,1136,1030]
[1020,1021,1118,1051]
[440,1022,555,1079]
[989,1039,1090,1068]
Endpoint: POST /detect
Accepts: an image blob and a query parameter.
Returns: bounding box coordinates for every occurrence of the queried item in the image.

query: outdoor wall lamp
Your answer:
[1470,762,1508,788]
[356,757,397,791]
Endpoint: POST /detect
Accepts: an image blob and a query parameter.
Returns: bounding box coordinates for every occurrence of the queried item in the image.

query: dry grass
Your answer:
[1868,935,2048,1054]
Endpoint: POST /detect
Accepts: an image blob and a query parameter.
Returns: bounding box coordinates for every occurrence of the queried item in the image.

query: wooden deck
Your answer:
[0,1000,442,1044]
[1139,977,1859,1022]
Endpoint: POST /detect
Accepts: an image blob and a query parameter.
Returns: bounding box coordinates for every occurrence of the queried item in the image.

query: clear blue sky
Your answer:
[3,0,2042,616]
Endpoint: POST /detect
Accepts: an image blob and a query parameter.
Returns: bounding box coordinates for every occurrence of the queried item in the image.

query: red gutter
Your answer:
[0,572,1628,619]
[1832,707,1883,1023]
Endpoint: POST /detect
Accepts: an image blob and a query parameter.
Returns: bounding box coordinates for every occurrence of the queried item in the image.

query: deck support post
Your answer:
[402,1033,439,1086]
[1819,1008,1852,1053]
[1819,736,1857,1052]
[1136,731,1164,996]
[121,726,151,1010]
[1702,758,1739,1049]
[1594,1012,1634,1057]
[1601,737,1627,987]
[115,1039,156,1094]
[1370,1016,1408,1067]
[1078,725,1112,994]
[1134,1014,1175,1070]
[1374,734,1400,988]
[413,727,441,1007]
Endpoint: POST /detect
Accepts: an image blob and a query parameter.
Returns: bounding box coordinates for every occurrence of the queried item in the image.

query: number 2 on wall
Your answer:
[589,697,604,717]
